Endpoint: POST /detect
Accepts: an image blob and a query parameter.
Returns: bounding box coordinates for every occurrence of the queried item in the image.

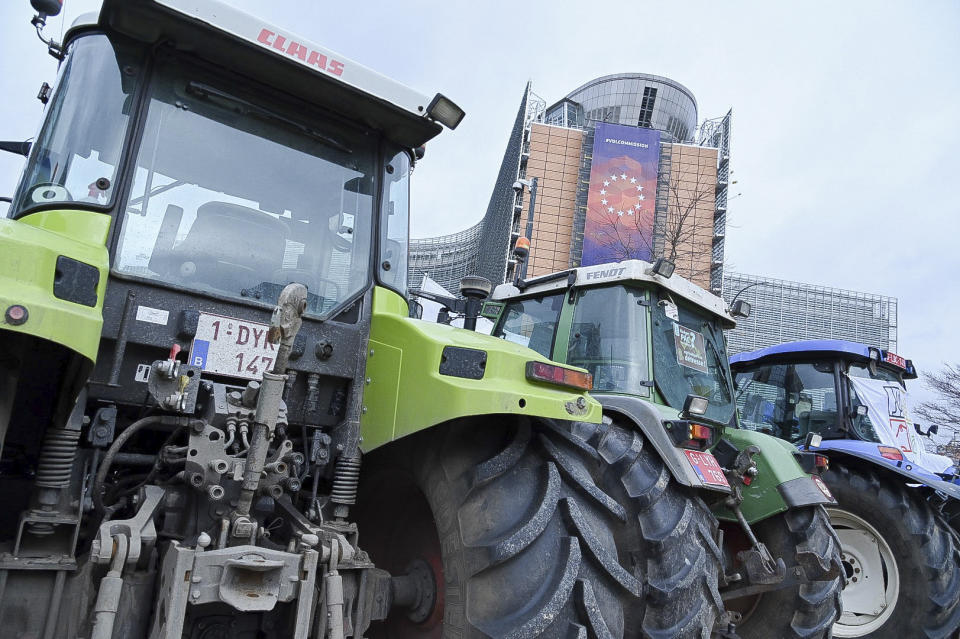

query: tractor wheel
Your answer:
[355,415,724,638]
[730,506,843,639]
[822,464,960,638]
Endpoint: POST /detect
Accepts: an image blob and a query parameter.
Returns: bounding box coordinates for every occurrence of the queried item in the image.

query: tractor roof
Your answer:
[730,339,917,378]
[66,0,448,148]
[491,259,735,328]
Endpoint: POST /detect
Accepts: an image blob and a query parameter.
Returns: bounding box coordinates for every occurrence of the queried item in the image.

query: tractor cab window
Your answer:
[114,58,376,317]
[651,297,734,424]
[493,294,564,358]
[734,361,846,442]
[12,35,140,215]
[566,285,650,395]
[845,361,903,441]
[378,149,411,295]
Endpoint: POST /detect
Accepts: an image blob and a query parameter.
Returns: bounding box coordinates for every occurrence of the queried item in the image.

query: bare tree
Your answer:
[654,155,716,285]
[915,363,960,426]
[914,363,960,457]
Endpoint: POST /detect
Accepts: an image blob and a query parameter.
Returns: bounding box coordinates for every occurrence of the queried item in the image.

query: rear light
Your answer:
[525,361,593,391]
[878,446,903,461]
[689,423,712,442]
[666,421,713,450]
[794,451,830,474]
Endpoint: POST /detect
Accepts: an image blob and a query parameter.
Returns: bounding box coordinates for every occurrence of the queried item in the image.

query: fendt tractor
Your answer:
[484,259,844,639]
[730,340,960,638]
[0,0,731,637]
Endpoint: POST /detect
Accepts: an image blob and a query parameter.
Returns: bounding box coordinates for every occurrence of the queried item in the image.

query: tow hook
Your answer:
[719,443,787,588]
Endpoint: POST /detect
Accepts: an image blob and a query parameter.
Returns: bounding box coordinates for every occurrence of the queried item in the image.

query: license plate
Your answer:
[683,450,730,488]
[190,313,277,380]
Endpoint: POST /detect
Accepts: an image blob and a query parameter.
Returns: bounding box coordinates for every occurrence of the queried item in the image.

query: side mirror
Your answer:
[730,299,751,319]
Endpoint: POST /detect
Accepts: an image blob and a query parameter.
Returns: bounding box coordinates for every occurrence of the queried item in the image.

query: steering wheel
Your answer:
[28,182,73,205]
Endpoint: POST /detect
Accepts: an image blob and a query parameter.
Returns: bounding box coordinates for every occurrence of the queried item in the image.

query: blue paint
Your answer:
[191,339,210,369]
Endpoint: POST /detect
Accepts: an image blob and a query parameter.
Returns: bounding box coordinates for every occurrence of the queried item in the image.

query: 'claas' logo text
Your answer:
[257,29,345,77]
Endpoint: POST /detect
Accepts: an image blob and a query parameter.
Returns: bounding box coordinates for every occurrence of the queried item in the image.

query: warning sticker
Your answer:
[673,324,709,374]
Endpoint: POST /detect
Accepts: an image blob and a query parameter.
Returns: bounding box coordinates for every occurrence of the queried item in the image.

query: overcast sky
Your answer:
[1,1,958,425]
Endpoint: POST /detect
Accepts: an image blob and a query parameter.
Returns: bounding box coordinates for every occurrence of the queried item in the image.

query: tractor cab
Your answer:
[490,259,738,429]
[7,0,462,318]
[730,340,954,475]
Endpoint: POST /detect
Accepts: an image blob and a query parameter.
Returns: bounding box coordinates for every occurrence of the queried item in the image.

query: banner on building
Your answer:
[581,122,660,266]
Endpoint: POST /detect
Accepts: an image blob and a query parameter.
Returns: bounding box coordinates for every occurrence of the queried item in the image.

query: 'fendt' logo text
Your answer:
[584,267,626,280]
[257,29,345,77]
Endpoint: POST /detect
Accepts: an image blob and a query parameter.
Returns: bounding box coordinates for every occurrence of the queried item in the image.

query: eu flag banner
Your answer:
[581,123,660,266]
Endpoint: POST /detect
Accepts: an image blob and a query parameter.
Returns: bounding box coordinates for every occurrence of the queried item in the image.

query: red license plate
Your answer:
[683,450,730,488]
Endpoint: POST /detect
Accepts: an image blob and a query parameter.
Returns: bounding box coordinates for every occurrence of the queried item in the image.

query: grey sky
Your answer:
[1,1,958,425]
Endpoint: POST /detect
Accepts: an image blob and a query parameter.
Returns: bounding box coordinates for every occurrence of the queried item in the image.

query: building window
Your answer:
[638,86,657,128]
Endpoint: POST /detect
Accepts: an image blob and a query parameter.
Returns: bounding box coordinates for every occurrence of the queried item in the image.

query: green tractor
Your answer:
[484,259,845,638]
[0,0,788,637]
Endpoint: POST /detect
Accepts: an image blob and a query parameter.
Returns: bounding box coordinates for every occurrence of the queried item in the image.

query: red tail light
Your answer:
[525,361,593,391]
[878,446,903,461]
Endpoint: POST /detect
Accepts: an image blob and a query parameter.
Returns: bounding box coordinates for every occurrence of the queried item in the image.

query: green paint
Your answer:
[0,209,111,362]
[493,280,817,525]
[713,428,806,523]
[360,287,603,450]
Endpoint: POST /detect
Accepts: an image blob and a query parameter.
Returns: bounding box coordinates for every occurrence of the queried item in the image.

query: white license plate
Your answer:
[190,313,277,380]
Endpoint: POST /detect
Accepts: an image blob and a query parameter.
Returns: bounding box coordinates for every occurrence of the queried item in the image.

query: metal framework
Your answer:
[697,110,731,294]
[722,272,899,355]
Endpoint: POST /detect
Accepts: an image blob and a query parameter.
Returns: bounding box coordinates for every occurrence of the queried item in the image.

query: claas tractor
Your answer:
[731,340,960,638]
[485,259,844,638]
[0,0,716,636]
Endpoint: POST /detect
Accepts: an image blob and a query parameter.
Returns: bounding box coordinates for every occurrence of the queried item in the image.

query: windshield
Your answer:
[12,35,140,214]
[493,294,564,357]
[651,296,734,424]
[733,361,851,442]
[566,285,650,395]
[114,58,376,317]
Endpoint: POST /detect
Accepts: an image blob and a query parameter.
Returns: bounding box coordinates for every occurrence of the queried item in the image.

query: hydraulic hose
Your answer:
[92,415,197,515]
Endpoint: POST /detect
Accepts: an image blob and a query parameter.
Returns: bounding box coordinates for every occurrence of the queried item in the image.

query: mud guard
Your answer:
[593,393,731,494]
[811,439,960,501]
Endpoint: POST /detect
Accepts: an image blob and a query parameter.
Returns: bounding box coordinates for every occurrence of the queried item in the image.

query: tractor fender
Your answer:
[811,440,960,502]
[592,393,731,494]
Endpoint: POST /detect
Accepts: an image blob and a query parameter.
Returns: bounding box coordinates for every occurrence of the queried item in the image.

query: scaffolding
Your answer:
[723,272,899,355]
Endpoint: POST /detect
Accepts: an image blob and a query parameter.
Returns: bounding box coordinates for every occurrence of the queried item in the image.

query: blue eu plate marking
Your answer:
[191,339,210,370]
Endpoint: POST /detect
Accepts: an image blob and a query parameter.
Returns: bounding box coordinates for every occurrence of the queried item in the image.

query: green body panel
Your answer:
[0,209,111,362]
[714,428,805,523]
[360,287,603,450]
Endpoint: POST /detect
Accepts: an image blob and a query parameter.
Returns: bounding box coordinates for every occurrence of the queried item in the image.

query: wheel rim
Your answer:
[827,507,900,637]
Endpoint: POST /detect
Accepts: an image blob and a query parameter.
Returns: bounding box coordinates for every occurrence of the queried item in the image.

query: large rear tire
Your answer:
[356,416,724,638]
[732,506,843,639]
[822,464,960,638]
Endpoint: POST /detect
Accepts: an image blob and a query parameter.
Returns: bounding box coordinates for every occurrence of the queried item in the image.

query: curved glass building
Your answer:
[552,73,698,143]
[410,74,731,294]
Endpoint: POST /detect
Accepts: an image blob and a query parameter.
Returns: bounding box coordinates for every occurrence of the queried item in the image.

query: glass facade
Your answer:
[565,73,698,143]
[723,272,899,355]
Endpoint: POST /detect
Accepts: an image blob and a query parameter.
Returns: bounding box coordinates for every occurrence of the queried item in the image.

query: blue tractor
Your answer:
[730,340,960,639]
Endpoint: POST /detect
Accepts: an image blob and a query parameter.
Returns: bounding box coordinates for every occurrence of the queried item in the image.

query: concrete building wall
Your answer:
[525,123,583,276]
